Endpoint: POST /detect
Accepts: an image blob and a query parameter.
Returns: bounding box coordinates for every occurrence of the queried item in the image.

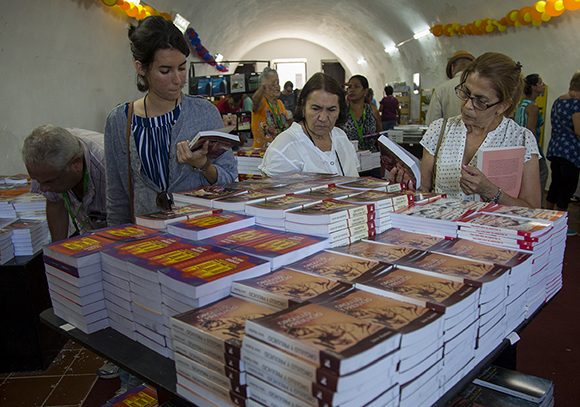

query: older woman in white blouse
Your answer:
[392,52,541,208]
[259,73,360,177]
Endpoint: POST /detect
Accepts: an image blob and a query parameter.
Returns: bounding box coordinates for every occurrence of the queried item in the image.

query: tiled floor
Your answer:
[0,340,119,407]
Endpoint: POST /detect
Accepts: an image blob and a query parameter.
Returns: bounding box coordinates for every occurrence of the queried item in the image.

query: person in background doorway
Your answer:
[22,125,107,242]
[279,81,298,117]
[259,72,359,176]
[426,50,475,124]
[514,74,548,194]
[251,68,291,148]
[216,94,242,115]
[341,75,382,151]
[104,16,237,226]
[365,88,378,108]
[389,52,541,208]
[546,71,580,235]
[379,85,400,130]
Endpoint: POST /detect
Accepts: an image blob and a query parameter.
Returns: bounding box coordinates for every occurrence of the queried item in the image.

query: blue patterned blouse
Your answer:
[131,104,181,191]
[547,98,580,168]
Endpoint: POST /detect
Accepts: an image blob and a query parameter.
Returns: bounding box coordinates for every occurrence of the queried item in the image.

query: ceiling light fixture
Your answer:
[173,13,190,34]
[413,29,431,40]
[384,45,398,54]
[357,57,367,65]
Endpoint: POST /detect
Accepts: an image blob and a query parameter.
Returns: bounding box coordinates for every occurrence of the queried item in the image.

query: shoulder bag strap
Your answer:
[431,117,448,192]
[126,102,135,223]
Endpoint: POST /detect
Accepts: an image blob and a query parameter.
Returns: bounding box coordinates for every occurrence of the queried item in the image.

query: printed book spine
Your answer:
[171,330,228,365]
[170,318,225,357]
[230,282,291,310]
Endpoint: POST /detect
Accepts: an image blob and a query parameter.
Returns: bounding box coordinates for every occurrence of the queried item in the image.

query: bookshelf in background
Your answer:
[392,82,411,125]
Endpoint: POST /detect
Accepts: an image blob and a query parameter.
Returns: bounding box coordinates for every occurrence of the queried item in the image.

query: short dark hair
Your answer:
[461,52,523,116]
[128,16,190,92]
[348,75,369,89]
[570,71,580,92]
[384,85,394,96]
[523,74,540,97]
[294,72,348,126]
[284,81,293,89]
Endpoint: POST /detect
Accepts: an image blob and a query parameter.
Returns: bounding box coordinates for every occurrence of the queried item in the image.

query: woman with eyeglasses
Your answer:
[259,73,359,177]
[104,16,237,225]
[391,52,541,208]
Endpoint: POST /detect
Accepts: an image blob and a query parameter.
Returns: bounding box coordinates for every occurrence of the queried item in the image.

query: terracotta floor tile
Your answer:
[11,349,78,378]
[0,376,60,407]
[66,349,106,375]
[43,375,96,407]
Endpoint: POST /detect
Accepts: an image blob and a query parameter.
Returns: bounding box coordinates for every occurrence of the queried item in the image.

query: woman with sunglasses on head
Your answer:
[104,16,237,225]
[259,72,359,177]
[390,52,541,208]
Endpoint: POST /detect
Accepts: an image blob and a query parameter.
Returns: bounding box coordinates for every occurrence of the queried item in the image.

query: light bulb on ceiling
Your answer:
[357,57,367,65]
[413,29,431,40]
[384,45,398,54]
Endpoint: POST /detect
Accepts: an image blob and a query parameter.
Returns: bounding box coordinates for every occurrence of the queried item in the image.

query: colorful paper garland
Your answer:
[431,0,580,37]
[101,0,226,72]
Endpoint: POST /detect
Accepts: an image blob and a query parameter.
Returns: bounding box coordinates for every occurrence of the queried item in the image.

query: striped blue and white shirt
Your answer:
[132,104,181,191]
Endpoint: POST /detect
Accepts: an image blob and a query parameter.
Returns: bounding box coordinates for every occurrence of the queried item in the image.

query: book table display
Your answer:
[40,306,543,406]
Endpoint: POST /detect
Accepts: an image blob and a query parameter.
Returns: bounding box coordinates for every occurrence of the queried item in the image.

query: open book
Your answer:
[476,146,525,200]
[378,134,421,189]
[188,126,240,156]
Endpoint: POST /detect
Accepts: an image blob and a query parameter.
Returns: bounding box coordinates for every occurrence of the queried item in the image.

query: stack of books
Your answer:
[6,219,49,256]
[135,204,216,230]
[286,249,389,284]
[314,286,446,406]
[243,301,401,407]
[170,296,277,406]
[43,233,117,333]
[167,212,256,241]
[231,267,342,309]
[372,227,447,251]
[211,189,286,213]
[173,185,246,208]
[338,176,402,193]
[329,239,417,265]
[245,194,320,230]
[10,192,46,220]
[0,228,14,264]
[236,147,266,177]
[202,225,329,270]
[430,237,533,336]
[284,199,375,247]
[452,381,554,407]
[0,197,17,218]
[300,185,362,201]
[103,384,158,407]
[390,199,489,238]
[356,265,481,404]
[338,190,412,233]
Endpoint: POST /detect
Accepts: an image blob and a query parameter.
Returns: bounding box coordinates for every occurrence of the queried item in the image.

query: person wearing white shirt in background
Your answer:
[426,50,475,125]
[259,72,360,177]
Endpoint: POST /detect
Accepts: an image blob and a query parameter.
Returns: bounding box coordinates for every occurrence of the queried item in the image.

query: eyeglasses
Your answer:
[454,84,502,111]
[156,191,174,211]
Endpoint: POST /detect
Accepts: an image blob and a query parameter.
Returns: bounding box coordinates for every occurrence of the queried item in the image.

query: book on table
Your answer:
[135,204,216,230]
[166,212,256,241]
[244,194,320,218]
[356,264,480,317]
[230,267,343,309]
[284,199,372,225]
[371,228,447,251]
[457,212,552,240]
[173,185,247,207]
[337,176,401,192]
[450,383,552,407]
[475,145,525,200]
[329,239,417,265]
[211,189,286,212]
[43,233,117,271]
[92,223,160,241]
[378,134,421,189]
[244,302,400,376]
[473,365,554,404]
[286,250,390,284]
[158,246,271,299]
[170,296,277,361]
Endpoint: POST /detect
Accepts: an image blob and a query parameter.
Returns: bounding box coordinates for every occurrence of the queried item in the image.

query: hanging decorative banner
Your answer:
[431,0,580,37]
[185,28,228,72]
[101,0,226,72]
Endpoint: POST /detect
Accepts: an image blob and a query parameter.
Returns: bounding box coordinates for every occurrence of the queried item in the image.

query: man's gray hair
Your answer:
[22,125,82,171]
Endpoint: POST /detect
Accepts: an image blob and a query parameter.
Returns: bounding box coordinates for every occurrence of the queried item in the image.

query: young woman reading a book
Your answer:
[389,52,541,208]
[104,16,237,225]
[259,73,359,177]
